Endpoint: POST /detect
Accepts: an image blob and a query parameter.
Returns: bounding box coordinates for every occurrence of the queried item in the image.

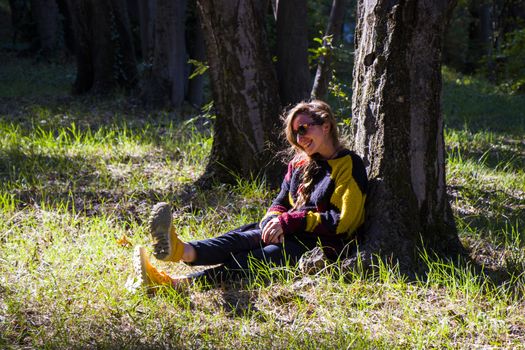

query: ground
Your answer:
[1,2,525,348]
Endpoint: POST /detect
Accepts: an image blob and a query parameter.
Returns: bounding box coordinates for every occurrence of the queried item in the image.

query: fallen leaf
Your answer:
[116,234,132,247]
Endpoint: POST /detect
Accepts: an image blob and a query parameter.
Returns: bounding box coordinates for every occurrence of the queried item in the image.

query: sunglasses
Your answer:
[293,121,324,137]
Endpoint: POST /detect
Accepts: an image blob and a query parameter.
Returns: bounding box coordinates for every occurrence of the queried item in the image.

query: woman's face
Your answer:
[292,113,333,157]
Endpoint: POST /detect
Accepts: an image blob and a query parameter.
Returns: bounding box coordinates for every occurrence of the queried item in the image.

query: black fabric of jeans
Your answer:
[186,222,348,283]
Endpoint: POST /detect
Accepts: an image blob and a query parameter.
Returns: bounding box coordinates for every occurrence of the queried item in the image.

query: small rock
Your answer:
[298,247,327,275]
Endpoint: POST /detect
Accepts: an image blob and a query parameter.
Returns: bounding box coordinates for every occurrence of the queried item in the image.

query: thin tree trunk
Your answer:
[310,0,346,100]
[275,0,310,106]
[481,2,495,82]
[137,0,156,61]
[187,11,206,108]
[9,0,34,45]
[55,0,75,54]
[169,0,187,107]
[68,0,138,94]
[350,0,463,273]
[31,0,60,56]
[270,0,277,20]
[196,0,282,185]
[141,0,187,107]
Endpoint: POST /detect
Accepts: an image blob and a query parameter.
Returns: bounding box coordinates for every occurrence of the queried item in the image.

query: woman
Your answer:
[135,100,368,289]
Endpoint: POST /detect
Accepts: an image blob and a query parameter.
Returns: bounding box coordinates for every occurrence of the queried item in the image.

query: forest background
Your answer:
[0,0,524,348]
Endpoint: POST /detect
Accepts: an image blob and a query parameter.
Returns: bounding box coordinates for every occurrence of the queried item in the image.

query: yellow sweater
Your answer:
[260,149,368,240]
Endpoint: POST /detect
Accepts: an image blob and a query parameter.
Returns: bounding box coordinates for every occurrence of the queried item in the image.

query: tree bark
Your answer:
[480,2,495,82]
[31,0,61,56]
[55,0,75,54]
[351,0,463,273]
[270,0,277,19]
[68,0,138,94]
[186,6,206,108]
[141,0,187,108]
[196,0,282,185]
[137,0,156,61]
[275,0,311,106]
[9,0,35,45]
[310,0,346,100]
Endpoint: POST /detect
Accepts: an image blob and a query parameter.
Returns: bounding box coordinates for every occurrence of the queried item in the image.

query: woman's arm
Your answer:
[259,162,295,230]
[277,153,368,239]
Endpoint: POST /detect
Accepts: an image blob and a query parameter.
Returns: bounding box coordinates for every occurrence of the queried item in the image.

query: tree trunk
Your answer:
[9,0,35,46]
[68,0,138,94]
[480,2,495,82]
[270,0,277,19]
[137,0,156,61]
[55,0,75,54]
[351,0,463,273]
[196,0,282,185]
[275,0,310,106]
[310,0,346,100]
[31,0,60,56]
[186,9,206,108]
[141,0,187,108]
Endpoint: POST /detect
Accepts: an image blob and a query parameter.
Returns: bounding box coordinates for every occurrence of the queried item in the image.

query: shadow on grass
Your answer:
[442,71,525,135]
[0,101,212,228]
[0,147,144,227]
[220,287,261,319]
[449,184,524,238]
[443,73,525,173]
[0,147,97,184]
[447,141,525,172]
[0,94,176,132]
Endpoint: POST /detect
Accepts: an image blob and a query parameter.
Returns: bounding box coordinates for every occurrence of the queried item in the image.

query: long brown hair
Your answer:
[283,100,340,156]
[282,100,341,209]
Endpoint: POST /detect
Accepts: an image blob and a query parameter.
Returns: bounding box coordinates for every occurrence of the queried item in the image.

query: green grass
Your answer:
[1,54,525,348]
[442,67,525,135]
[0,52,75,98]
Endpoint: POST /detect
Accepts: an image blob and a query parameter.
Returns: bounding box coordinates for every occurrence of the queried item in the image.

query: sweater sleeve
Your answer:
[277,153,368,239]
[259,162,294,230]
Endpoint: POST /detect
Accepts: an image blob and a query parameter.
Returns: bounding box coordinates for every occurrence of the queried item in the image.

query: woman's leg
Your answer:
[226,236,314,269]
[186,224,262,265]
[191,236,316,284]
[149,202,261,265]
[137,234,316,290]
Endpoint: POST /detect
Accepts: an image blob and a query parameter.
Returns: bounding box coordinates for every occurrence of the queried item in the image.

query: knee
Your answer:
[228,229,262,248]
[260,244,286,264]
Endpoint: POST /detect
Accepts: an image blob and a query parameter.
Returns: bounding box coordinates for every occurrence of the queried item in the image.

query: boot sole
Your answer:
[134,246,151,287]
[149,202,173,260]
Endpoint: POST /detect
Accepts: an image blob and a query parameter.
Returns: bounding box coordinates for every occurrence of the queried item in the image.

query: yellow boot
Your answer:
[134,246,176,289]
[149,202,184,262]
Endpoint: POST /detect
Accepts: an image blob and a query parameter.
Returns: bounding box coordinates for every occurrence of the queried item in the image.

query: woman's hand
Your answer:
[261,217,284,244]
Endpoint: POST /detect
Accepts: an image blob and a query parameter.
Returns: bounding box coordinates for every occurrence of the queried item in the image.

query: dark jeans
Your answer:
[187,223,347,283]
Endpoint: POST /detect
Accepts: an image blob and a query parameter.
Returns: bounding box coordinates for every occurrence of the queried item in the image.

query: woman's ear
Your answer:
[323,122,330,134]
